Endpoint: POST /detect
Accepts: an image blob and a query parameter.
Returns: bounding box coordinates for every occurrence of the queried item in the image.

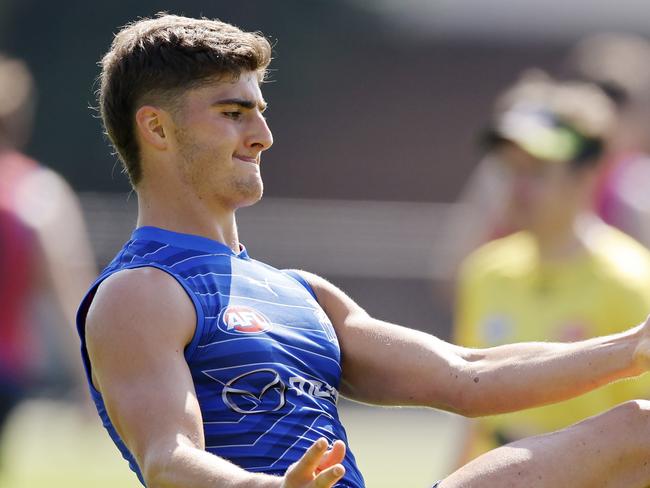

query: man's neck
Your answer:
[136,188,242,253]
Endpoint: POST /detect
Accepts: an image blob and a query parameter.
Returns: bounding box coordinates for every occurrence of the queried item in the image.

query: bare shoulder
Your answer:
[84,267,204,465]
[290,269,329,292]
[290,269,344,302]
[289,269,368,325]
[86,267,196,352]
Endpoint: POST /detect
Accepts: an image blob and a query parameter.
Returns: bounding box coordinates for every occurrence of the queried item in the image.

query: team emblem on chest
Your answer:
[218,305,272,335]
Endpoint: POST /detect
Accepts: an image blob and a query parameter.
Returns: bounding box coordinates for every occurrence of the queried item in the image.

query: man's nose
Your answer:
[247,112,273,151]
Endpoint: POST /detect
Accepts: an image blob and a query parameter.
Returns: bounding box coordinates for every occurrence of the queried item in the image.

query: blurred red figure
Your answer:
[0,54,96,432]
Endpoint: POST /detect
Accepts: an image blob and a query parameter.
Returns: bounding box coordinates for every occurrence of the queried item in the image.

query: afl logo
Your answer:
[218,305,272,335]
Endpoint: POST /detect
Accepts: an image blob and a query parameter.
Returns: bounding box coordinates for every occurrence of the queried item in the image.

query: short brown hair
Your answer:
[98,13,272,186]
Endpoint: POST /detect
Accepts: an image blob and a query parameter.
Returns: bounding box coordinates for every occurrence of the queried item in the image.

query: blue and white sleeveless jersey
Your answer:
[77,226,365,487]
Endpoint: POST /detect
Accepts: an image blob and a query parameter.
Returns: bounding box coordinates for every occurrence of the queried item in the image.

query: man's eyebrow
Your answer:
[213,98,267,111]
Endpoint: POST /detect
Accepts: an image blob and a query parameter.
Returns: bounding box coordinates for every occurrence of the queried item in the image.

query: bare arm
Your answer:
[300,270,649,417]
[86,267,345,488]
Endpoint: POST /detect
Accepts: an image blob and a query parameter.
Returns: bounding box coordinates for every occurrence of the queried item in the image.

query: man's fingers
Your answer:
[314,464,346,488]
[286,437,329,481]
[284,438,348,487]
[317,440,346,472]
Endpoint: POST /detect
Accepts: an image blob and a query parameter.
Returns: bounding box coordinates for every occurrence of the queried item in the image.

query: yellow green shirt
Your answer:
[455,225,650,444]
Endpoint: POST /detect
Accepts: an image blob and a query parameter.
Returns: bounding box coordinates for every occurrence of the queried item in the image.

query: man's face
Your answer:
[170,71,273,210]
[496,143,582,233]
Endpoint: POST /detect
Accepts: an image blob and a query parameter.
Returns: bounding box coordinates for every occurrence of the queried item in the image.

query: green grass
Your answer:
[0,400,141,488]
[340,403,459,486]
[0,400,459,488]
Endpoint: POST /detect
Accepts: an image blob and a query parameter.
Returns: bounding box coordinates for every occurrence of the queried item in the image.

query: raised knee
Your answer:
[598,400,650,452]
[610,399,650,424]
[619,399,650,412]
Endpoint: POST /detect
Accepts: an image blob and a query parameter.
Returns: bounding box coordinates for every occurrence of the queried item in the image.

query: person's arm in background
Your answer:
[433,155,510,290]
[16,167,97,328]
[85,267,346,488]
[14,167,97,394]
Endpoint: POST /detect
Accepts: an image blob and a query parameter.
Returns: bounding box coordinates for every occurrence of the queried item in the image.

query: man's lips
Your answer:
[234,155,258,164]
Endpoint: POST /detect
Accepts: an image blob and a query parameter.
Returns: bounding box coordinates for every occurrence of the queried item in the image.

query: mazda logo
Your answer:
[222,368,286,414]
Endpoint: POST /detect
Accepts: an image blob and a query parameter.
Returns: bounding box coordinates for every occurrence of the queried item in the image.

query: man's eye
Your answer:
[224,111,242,119]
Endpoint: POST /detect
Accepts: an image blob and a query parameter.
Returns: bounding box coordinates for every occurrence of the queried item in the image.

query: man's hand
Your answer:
[281,438,346,488]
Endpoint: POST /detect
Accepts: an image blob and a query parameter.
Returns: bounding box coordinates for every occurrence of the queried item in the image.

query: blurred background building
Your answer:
[3,1,650,487]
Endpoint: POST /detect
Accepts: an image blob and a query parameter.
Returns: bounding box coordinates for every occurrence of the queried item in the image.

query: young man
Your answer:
[454,74,650,461]
[78,14,650,488]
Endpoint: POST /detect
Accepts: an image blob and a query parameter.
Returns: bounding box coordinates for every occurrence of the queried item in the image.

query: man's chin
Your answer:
[235,186,264,209]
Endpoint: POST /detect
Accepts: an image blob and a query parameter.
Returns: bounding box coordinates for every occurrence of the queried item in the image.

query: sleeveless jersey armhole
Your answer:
[76,263,207,394]
[282,269,318,301]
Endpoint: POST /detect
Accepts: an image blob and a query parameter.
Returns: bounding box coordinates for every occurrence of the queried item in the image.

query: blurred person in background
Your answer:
[453,73,650,463]
[439,33,650,289]
[565,33,650,248]
[0,53,96,445]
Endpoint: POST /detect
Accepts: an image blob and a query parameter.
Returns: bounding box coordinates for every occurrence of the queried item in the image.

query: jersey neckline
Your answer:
[132,226,250,259]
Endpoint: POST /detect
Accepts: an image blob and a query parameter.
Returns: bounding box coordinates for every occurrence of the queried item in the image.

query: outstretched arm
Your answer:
[85,267,345,488]
[299,270,649,417]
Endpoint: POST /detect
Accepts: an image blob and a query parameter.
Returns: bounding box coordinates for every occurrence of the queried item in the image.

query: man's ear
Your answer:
[135,105,170,151]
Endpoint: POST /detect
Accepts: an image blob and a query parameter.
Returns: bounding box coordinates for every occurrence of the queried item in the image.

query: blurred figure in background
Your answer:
[439,33,650,287]
[453,74,650,463]
[565,33,650,247]
[0,54,96,444]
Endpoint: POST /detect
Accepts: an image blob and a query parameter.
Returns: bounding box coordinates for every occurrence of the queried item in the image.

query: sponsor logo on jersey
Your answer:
[289,375,338,404]
[218,305,272,335]
[246,277,278,297]
[222,368,286,414]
